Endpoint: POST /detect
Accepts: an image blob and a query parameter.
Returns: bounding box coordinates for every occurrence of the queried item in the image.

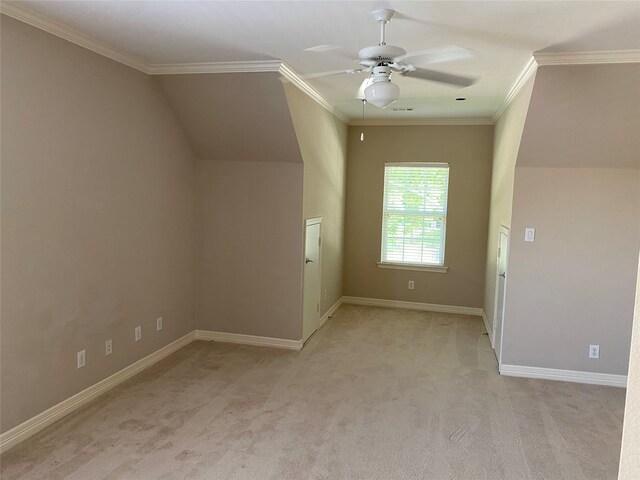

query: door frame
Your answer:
[492,225,510,367]
[302,217,322,342]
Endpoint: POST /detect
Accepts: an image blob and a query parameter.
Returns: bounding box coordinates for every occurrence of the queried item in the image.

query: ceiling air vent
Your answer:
[392,107,414,112]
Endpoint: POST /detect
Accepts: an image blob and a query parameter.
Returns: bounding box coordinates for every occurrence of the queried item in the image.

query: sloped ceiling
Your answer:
[4,1,639,121]
[156,72,303,163]
[517,63,640,169]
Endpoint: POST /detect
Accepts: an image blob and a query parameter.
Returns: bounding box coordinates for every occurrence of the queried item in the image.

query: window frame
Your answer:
[378,162,450,273]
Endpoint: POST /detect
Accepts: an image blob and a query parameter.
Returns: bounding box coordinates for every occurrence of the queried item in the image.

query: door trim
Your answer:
[302,217,322,344]
[305,216,322,227]
[493,225,510,367]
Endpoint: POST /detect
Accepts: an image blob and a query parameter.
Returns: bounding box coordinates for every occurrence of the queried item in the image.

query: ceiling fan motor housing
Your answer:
[358,45,406,65]
[371,66,393,82]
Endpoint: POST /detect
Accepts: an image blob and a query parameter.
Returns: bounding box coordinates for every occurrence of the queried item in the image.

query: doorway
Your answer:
[302,217,322,343]
[492,225,510,365]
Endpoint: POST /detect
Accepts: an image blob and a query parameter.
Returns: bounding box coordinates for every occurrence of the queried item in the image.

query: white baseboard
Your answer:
[500,364,627,388]
[195,330,302,351]
[1,327,307,453]
[319,297,343,329]
[341,296,483,317]
[0,330,196,454]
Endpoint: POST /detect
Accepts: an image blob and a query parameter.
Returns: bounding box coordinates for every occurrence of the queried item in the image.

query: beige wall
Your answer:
[343,125,493,308]
[619,247,640,479]
[1,17,197,432]
[483,75,535,334]
[284,84,348,315]
[503,167,639,373]
[196,160,304,340]
[517,65,640,169]
[156,73,302,164]
[501,64,640,375]
[157,71,308,340]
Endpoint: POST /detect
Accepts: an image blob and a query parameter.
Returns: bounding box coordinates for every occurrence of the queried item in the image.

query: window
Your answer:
[380,163,449,268]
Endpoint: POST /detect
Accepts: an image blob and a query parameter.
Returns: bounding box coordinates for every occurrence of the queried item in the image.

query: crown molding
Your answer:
[150,61,349,124]
[18,3,634,128]
[150,61,350,124]
[1,4,348,125]
[493,50,640,122]
[534,49,640,65]
[148,60,283,75]
[0,2,150,74]
[491,48,639,122]
[349,118,494,126]
[278,63,350,124]
[492,56,538,122]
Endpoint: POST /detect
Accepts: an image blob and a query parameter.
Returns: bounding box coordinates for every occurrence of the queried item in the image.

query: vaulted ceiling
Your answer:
[3,1,639,122]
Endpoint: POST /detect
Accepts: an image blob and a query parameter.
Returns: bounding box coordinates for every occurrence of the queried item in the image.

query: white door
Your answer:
[302,218,321,343]
[492,226,510,365]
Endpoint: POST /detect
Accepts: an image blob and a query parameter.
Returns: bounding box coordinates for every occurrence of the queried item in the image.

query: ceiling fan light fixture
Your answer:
[300,8,478,111]
[364,66,400,108]
[364,80,399,108]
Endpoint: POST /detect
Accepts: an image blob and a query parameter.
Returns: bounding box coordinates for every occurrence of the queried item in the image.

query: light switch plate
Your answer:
[77,349,86,368]
[525,227,535,242]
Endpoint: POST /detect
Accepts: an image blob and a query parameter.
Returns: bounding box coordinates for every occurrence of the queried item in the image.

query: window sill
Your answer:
[376,262,448,273]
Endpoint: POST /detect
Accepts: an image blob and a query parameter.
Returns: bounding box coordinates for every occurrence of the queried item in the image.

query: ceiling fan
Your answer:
[305,9,478,109]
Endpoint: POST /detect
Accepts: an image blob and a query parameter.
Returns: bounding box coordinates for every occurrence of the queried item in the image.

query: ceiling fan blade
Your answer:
[395,45,475,65]
[356,77,373,99]
[303,45,357,63]
[400,68,477,87]
[304,44,342,52]
[301,68,363,80]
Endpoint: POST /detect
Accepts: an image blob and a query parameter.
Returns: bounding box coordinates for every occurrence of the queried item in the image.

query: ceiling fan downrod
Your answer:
[372,8,395,46]
[300,7,477,110]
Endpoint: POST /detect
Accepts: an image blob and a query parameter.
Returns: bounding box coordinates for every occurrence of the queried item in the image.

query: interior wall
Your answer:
[502,64,640,375]
[157,71,307,341]
[196,160,304,340]
[343,125,493,308]
[155,72,302,163]
[1,16,197,432]
[483,74,536,335]
[516,65,640,169]
[283,84,348,315]
[503,167,639,374]
[619,246,640,479]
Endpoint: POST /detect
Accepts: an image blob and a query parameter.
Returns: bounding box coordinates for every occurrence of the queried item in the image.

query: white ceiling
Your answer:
[4,1,640,121]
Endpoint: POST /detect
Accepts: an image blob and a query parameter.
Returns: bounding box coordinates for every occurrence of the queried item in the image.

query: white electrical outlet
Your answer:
[589,344,600,359]
[77,349,86,368]
[408,280,415,290]
[156,317,163,332]
[105,339,112,356]
[135,325,142,342]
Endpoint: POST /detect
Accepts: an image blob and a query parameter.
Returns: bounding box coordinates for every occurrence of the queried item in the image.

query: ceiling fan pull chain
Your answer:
[360,100,365,141]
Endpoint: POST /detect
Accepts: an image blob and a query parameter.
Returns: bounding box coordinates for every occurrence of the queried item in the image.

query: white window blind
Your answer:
[381,163,449,266]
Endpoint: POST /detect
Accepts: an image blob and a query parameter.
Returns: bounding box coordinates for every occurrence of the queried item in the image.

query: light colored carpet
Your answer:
[1,305,626,479]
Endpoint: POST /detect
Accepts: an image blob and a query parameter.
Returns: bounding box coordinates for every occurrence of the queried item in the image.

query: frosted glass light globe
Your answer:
[364,80,400,108]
